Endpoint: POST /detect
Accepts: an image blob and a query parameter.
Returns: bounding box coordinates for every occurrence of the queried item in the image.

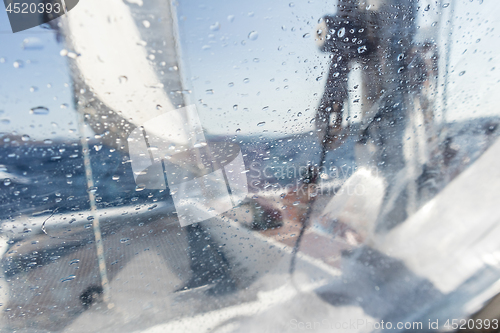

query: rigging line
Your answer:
[289,133,329,277]
[60,0,68,14]
[77,111,111,305]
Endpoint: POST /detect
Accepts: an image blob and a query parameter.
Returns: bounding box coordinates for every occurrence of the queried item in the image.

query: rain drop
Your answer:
[357,46,367,54]
[210,22,221,31]
[257,121,266,127]
[61,275,76,282]
[142,20,151,28]
[248,31,259,41]
[30,106,49,115]
[459,71,466,76]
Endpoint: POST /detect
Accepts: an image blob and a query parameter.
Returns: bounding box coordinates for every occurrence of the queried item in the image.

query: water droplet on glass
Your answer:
[206,89,214,94]
[210,22,221,31]
[303,33,310,38]
[233,105,238,111]
[338,27,345,38]
[156,104,162,110]
[22,37,44,50]
[3,179,11,186]
[257,121,266,127]
[22,135,30,142]
[248,31,259,41]
[1,119,10,125]
[227,15,235,22]
[61,275,76,282]
[442,3,450,8]
[30,86,38,93]
[119,75,128,83]
[142,20,151,28]
[94,145,102,151]
[30,106,49,115]
[228,82,234,87]
[112,175,120,181]
[136,184,146,191]
[120,238,130,243]
[243,78,250,83]
[13,60,24,68]
[235,128,241,133]
[289,2,295,7]
[69,259,80,265]
[459,71,466,76]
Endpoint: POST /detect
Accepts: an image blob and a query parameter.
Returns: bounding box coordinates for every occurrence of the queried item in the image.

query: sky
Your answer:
[0,10,83,141]
[0,0,499,141]
[174,0,333,137]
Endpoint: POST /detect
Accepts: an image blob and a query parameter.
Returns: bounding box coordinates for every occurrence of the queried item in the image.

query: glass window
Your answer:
[1,0,500,332]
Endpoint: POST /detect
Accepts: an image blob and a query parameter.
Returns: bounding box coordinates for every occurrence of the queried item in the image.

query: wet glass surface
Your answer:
[1,0,500,332]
